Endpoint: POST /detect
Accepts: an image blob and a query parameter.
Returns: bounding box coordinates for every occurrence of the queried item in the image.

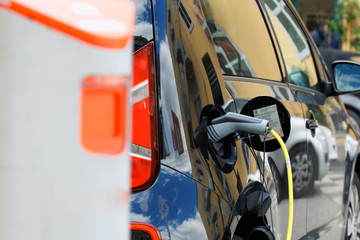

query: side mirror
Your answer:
[332,60,360,93]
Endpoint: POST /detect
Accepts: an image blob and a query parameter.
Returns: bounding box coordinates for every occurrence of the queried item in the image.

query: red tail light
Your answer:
[130,222,161,240]
[131,42,159,191]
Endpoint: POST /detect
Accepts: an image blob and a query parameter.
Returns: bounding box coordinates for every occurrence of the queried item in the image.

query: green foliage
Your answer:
[329,0,360,51]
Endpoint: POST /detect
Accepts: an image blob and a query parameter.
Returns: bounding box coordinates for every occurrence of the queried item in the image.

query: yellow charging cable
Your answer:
[268,128,293,240]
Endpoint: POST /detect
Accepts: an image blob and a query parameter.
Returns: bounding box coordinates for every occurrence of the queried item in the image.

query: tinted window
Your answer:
[200,0,282,81]
[264,0,319,89]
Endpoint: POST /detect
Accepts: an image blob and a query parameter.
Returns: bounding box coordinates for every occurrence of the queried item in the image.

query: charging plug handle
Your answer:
[207,112,269,142]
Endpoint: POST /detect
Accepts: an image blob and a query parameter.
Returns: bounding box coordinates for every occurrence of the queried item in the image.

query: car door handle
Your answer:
[306,110,318,137]
[306,119,318,130]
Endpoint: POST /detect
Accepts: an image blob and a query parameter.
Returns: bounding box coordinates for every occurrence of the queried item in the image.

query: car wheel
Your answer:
[347,108,360,135]
[346,174,360,240]
[290,143,315,198]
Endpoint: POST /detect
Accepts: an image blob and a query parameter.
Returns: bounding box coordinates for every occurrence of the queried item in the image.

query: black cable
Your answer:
[246,132,261,171]
[246,129,272,230]
[262,127,272,229]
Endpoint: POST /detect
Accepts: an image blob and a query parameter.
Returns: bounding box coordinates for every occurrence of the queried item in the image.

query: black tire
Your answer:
[289,143,316,198]
[345,174,360,240]
[347,108,360,135]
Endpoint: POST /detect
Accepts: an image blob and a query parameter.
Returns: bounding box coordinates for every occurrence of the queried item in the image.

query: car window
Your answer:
[200,0,282,81]
[264,0,319,90]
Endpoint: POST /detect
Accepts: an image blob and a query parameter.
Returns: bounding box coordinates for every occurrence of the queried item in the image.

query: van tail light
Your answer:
[130,222,161,240]
[131,41,159,191]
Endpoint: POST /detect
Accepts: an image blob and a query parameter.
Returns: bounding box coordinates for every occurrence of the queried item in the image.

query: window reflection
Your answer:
[264,0,319,89]
[133,0,153,44]
[185,59,202,121]
[202,53,224,105]
[213,31,254,77]
[199,0,282,81]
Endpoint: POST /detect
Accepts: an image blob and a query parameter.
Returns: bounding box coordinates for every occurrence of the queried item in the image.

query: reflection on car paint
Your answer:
[131,164,236,240]
[133,0,154,48]
[130,0,360,239]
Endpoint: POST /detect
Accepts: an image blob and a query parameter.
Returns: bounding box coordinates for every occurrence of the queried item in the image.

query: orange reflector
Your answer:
[0,0,135,49]
[130,222,161,240]
[81,76,128,155]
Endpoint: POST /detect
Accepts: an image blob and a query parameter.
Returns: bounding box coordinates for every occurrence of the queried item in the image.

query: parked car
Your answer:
[267,116,335,200]
[129,0,360,239]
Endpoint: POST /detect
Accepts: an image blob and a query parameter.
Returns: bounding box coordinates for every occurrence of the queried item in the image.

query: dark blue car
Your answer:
[129,0,360,239]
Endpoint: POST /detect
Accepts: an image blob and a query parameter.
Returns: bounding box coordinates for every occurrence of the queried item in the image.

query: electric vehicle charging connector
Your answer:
[207,112,269,141]
[207,113,293,240]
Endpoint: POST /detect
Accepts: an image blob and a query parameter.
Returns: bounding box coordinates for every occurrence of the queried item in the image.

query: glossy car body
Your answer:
[130,0,360,239]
